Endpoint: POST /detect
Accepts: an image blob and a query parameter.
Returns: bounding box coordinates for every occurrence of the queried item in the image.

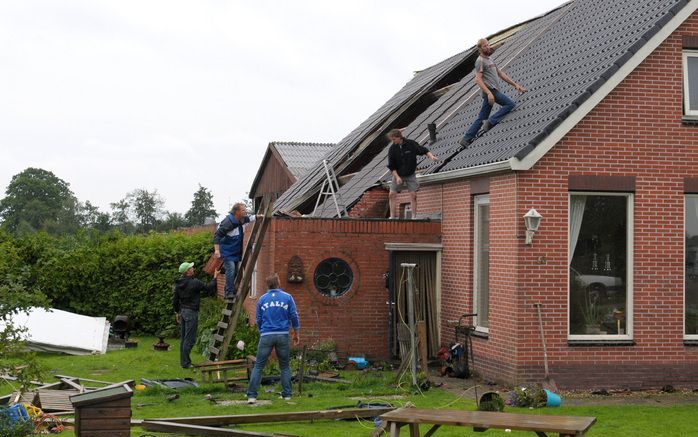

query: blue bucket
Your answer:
[544,389,561,407]
[348,357,368,370]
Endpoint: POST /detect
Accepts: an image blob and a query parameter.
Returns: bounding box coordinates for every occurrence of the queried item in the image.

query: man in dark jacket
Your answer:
[213,202,255,300]
[386,129,437,219]
[172,261,219,368]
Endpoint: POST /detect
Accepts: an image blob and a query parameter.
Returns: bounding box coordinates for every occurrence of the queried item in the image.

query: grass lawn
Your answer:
[3,336,697,436]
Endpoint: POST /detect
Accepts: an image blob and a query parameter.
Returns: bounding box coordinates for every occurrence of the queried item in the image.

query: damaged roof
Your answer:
[279,0,697,217]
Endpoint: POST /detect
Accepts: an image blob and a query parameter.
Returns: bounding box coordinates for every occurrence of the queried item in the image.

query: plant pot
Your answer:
[584,324,601,334]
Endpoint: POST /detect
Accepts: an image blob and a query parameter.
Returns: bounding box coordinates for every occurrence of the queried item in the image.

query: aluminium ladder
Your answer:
[312,159,347,218]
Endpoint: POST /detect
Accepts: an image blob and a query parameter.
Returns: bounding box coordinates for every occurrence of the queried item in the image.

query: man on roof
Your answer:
[459,38,527,148]
[386,129,438,219]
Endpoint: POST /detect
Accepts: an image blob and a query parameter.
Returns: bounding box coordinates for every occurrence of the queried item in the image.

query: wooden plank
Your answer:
[423,424,440,437]
[78,417,131,429]
[54,374,116,386]
[77,397,132,409]
[77,407,131,419]
[417,321,428,372]
[213,334,225,342]
[142,421,298,437]
[79,431,130,437]
[149,407,394,426]
[222,308,233,316]
[379,409,596,435]
[60,377,85,392]
[217,322,229,329]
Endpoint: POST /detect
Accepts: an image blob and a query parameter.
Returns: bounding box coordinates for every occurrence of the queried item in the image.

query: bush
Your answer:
[1,229,213,335]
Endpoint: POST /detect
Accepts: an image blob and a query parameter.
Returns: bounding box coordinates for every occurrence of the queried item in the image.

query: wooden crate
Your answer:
[70,384,132,437]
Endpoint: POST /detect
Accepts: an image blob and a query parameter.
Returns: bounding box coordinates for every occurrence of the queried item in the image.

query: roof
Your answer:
[249,141,334,198]
[280,0,698,217]
[273,142,335,179]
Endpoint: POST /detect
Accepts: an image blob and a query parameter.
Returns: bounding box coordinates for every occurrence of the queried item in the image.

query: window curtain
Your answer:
[569,196,586,266]
[395,251,438,357]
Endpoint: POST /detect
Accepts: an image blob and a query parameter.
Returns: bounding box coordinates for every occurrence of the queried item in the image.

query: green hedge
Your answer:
[1,229,214,334]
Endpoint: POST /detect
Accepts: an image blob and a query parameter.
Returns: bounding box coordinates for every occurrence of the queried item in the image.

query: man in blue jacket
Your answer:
[213,202,255,300]
[247,273,300,403]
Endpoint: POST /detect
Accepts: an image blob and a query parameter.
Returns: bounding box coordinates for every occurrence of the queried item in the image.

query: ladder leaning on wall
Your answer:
[207,196,274,362]
[312,159,348,218]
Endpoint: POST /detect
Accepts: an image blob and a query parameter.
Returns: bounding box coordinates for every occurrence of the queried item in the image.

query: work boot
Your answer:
[458,138,473,148]
[480,120,493,134]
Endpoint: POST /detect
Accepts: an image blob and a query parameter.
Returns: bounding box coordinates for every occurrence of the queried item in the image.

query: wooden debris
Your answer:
[147,407,395,426]
[142,421,298,436]
[38,388,80,412]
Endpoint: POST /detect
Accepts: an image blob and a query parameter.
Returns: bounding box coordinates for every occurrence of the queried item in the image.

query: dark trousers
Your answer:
[180,308,198,368]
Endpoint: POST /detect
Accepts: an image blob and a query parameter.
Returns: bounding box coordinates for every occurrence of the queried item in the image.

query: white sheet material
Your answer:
[2,307,110,355]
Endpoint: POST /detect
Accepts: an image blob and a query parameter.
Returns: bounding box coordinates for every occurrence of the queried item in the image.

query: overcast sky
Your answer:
[0,0,564,220]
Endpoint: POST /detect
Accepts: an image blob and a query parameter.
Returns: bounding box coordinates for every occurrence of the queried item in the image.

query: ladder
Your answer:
[312,159,348,218]
[207,196,274,362]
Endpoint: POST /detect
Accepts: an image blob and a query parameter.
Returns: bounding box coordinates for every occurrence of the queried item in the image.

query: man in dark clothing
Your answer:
[459,38,527,147]
[172,261,219,368]
[386,129,437,219]
[213,202,255,300]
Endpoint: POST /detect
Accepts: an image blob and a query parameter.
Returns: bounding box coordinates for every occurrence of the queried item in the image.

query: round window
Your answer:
[313,258,353,298]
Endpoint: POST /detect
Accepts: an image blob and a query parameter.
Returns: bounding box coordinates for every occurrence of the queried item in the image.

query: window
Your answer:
[474,195,490,330]
[683,51,698,116]
[569,193,633,338]
[313,258,353,298]
[685,196,698,337]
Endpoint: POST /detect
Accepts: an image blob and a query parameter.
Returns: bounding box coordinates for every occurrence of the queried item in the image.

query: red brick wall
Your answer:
[414,12,698,389]
[513,14,698,389]
[348,187,390,218]
[243,217,441,360]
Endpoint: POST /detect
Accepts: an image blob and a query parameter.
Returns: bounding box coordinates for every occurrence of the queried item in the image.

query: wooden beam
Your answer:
[142,421,297,437]
[148,407,395,426]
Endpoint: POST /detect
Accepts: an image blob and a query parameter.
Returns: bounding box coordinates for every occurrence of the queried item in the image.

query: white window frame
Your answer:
[568,192,634,340]
[683,50,698,116]
[473,194,490,332]
[684,195,698,340]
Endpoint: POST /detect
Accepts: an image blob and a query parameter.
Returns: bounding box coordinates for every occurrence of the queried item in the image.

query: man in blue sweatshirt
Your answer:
[246,273,300,403]
[213,202,255,300]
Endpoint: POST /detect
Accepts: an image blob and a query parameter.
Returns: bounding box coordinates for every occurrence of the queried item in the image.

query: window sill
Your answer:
[682,115,698,125]
[471,330,489,340]
[684,339,698,346]
[568,339,635,347]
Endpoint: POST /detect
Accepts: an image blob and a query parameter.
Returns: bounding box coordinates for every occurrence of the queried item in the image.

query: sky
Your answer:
[0,0,564,220]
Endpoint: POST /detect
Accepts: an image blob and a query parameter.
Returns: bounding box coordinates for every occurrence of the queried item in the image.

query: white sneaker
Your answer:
[247,397,257,404]
[279,396,291,401]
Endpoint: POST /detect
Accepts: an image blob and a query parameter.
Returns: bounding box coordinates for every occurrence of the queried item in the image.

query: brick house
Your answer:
[246,0,698,389]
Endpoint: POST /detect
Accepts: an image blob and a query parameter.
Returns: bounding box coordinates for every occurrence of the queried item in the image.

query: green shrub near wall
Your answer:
[2,229,214,334]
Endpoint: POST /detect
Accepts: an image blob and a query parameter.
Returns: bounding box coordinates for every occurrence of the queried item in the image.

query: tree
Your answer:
[128,189,164,233]
[77,200,111,232]
[0,168,79,235]
[159,211,188,232]
[185,184,217,226]
[110,198,134,234]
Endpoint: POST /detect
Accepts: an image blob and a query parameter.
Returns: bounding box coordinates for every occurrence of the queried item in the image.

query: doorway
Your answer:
[389,249,441,359]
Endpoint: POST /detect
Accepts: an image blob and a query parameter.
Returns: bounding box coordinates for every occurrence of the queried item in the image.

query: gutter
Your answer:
[418,160,512,185]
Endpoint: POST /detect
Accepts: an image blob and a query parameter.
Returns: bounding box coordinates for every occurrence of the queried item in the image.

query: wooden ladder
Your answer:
[207,197,274,362]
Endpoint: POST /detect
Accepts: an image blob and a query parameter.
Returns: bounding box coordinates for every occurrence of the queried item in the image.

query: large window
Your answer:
[684,51,698,116]
[685,196,698,337]
[569,193,633,338]
[474,195,490,330]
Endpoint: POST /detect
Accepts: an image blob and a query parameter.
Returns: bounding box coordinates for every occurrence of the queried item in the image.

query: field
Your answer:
[3,337,697,436]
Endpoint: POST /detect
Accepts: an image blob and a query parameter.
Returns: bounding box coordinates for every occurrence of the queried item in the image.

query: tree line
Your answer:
[0,167,219,235]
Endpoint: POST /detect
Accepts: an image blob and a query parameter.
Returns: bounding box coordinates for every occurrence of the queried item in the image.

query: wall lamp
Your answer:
[523,208,543,245]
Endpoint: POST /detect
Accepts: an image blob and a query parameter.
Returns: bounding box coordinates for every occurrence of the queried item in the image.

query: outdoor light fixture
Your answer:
[523,208,543,245]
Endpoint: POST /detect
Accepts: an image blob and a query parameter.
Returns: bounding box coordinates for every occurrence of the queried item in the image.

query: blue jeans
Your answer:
[462,89,516,141]
[223,258,239,299]
[246,334,292,399]
[179,308,198,368]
